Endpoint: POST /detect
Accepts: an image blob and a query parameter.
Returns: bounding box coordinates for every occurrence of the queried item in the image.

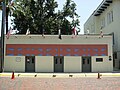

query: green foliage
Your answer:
[11,0,80,35]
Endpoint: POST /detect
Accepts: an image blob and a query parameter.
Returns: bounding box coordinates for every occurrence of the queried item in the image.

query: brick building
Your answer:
[4,35,113,72]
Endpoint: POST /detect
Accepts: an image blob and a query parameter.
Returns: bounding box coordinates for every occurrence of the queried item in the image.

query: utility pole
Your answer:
[0,1,6,72]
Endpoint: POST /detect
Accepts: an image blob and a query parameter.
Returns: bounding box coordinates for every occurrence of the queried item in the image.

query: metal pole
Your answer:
[0,19,2,72]
[1,1,6,72]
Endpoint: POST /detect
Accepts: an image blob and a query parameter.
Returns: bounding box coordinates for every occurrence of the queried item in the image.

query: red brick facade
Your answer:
[6,44,108,56]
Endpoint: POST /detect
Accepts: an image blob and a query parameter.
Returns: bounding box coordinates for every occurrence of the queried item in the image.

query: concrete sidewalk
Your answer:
[0,72,120,78]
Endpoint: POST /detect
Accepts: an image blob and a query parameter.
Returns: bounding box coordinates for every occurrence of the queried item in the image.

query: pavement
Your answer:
[0,72,120,78]
[0,76,120,90]
[0,72,120,90]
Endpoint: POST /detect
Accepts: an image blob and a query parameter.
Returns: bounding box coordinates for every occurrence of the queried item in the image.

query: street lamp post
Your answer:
[0,1,6,72]
[0,19,1,72]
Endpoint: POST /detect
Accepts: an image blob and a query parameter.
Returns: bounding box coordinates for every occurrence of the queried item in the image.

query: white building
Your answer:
[84,0,120,69]
[4,35,113,73]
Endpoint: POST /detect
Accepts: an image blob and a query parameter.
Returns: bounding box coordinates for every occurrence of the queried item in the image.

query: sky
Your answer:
[0,0,103,35]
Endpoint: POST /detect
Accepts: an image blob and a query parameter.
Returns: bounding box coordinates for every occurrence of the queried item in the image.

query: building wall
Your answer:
[64,56,81,72]
[84,0,120,69]
[4,35,112,45]
[4,56,25,72]
[5,35,113,58]
[92,56,113,72]
[4,35,113,72]
[35,56,53,72]
[84,15,96,34]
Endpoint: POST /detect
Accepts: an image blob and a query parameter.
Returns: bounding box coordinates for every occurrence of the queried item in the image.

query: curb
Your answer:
[0,73,120,78]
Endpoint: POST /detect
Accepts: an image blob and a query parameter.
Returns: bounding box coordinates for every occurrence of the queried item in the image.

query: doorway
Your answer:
[82,56,91,72]
[54,56,64,72]
[25,56,35,72]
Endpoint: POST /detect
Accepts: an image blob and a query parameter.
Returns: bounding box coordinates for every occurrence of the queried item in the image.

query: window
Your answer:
[82,59,85,64]
[26,48,30,50]
[60,58,62,64]
[83,48,86,51]
[82,54,86,56]
[18,48,22,51]
[32,58,35,63]
[55,54,58,56]
[101,54,106,56]
[32,48,35,50]
[91,25,95,33]
[60,48,63,51]
[38,48,43,51]
[7,54,14,56]
[94,48,98,52]
[87,59,89,64]
[17,54,23,56]
[87,54,91,56]
[55,48,58,52]
[107,11,113,24]
[66,48,71,52]
[94,54,98,56]
[60,54,63,56]
[26,54,30,56]
[46,48,52,52]
[55,58,57,64]
[101,17,105,29]
[66,54,71,56]
[38,54,42,56]
[96,58,103,62]
[74,48,79,52]
[101,48,106,51]
[88,48,90,51]
[46,54,51,56]
[31,54,35,56]
[74,54,79,56]
[8,48,14,51]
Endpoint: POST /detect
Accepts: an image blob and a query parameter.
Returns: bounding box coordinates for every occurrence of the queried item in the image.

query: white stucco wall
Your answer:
[35,56,53,72]
[5,35,113,45]
[64,56,81,72]
[92,56,113,72]
[4,56,25,72]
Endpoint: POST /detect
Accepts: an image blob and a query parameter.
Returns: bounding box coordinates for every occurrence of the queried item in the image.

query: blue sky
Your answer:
[0,0,103,35]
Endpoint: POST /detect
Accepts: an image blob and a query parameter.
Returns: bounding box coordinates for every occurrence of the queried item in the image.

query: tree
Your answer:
[0,1,2,10]
[5,0,15,34]
[12,0,58,34]
[12,0,80,35]
[61,0,80,34]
